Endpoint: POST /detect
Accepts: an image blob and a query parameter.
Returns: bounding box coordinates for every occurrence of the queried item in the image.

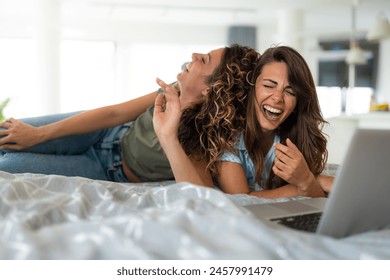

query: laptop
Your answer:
[244,128,390,238]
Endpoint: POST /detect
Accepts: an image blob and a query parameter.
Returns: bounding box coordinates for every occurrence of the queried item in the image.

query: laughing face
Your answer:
[254,62,297,133]
[176,48,224,108]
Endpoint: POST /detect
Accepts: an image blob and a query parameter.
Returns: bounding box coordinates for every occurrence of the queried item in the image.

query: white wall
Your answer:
[376,39,390,103]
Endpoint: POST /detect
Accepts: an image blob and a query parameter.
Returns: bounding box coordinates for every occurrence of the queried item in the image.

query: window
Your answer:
[317,40,378,117]
[0,38,41,118]
[317,87,342,118]
[318,40,379,89]
[60,40,116,112]
[0,38,220,118]
[317,86,372,118]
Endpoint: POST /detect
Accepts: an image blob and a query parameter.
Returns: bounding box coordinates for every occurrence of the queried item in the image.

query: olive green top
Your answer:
[121,105,174,182]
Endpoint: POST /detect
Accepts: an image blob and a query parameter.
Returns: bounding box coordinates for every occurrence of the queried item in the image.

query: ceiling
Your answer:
[1,0,390,40]
[56,0,390,24]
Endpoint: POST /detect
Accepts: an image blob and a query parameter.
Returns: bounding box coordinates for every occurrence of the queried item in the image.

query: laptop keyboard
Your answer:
[270,212,323,232]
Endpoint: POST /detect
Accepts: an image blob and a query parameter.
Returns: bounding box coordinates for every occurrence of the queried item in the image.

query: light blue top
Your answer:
[219,133,280,191]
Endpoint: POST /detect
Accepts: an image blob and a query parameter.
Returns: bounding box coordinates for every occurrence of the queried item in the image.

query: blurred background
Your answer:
[1,0,390,120]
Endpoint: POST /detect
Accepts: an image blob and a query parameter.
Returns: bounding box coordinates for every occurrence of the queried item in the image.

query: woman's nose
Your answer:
[271,88,284,102]
[192,53,200,61]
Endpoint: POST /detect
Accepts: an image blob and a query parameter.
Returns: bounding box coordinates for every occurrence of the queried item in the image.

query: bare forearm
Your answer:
[38,92,157,142]
[317,175,334,194]
[249,184,298,199]
[161,138,213,187]
[296,174,327,197]
[249,179,327,199]
[39,106,123,141]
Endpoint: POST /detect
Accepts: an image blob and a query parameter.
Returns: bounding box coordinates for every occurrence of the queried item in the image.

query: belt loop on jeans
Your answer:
[99,140,121,149]
[98,124,128,150]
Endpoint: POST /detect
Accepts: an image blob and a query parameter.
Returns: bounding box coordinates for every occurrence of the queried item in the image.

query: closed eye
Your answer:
[285,87,295,96]
[204,53,211,64]
[263,83,275,89]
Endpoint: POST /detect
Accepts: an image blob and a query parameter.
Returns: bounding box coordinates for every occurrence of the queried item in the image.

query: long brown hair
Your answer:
[178,44,260,176]
[245,45,328,188]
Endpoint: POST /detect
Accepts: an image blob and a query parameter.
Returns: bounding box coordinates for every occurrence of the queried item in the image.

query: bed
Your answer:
[1,167,390,260]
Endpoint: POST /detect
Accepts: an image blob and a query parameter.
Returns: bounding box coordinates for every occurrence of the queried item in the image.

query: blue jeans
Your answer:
[0,112,130,182]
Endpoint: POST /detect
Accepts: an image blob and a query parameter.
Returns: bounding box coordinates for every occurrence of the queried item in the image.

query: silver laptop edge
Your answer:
[245,129,390,238]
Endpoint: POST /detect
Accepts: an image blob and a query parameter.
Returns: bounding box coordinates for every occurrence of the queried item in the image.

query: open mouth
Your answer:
[263,104,282,120]
[184,62,190,72]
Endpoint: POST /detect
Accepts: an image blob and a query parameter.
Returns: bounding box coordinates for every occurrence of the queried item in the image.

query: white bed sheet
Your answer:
[0,171,389,260]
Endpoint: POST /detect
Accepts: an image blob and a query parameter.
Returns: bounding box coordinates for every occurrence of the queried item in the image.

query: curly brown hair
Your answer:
[178,44,260,176]
[245,46,328,189]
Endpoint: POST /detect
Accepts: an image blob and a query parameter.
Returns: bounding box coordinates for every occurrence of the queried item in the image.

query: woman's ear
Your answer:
[202,87,210,96]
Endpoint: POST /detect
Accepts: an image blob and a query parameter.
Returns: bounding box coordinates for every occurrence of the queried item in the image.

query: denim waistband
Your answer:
[96,122,133,182]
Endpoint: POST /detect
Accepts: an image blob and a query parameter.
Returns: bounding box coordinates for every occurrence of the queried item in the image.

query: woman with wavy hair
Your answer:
[0,44,259,184]
[154,45,259,186]
[217,45,331,198]
[155,45,332,197]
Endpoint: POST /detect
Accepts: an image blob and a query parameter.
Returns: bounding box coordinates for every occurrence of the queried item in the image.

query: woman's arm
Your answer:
[317,175,334,194]
[249,175,333,199]
[249,185,299,198]
[153,78,213,187]
[158,133,213,187]
[0,91,157,150]
[217,161,310,198]
[217,161,251,194]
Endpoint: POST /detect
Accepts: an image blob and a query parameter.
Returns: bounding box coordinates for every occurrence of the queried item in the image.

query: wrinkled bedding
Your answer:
[0,171,389,260]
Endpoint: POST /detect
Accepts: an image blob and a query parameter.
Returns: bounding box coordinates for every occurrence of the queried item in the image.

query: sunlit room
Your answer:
[1,0,390,263]
[1,0,390,164]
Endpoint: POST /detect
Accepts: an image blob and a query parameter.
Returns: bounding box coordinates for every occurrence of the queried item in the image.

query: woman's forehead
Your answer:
[209,48,224,61]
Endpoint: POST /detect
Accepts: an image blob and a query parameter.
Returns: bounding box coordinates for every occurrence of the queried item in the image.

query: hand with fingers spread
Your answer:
[0,118,43,150]
[153,78,182,145]
[273,138,325,197]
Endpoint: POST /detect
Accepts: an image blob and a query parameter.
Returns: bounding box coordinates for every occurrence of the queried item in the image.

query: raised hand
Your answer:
[153,78,182,143]
[273,138,324,196]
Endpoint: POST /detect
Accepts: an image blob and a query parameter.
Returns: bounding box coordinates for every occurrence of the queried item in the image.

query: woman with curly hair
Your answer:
[154,46,258,186]
[155,45,333,197]
[217,45,332,198]
[0,44,259,184]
